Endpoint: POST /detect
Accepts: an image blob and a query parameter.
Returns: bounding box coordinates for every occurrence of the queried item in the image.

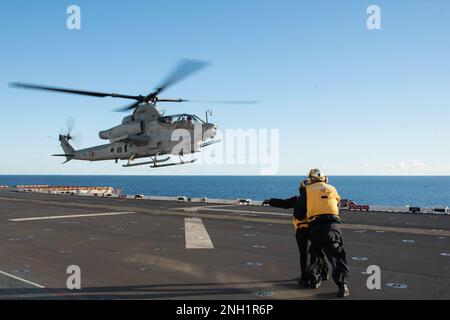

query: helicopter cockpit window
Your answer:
[162,114,205,125]
[158,116,174,125]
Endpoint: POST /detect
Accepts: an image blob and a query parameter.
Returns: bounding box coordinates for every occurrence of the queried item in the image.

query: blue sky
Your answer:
[1,0,449,175]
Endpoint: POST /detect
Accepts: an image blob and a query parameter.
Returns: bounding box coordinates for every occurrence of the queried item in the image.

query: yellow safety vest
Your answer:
[292,217,309,230]
[305,182,341,221]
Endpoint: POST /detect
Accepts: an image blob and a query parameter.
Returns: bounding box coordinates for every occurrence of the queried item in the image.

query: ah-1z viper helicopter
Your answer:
[11,60,256,168]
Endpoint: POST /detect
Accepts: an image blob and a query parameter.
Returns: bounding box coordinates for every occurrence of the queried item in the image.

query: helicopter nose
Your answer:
[204,123,217,139]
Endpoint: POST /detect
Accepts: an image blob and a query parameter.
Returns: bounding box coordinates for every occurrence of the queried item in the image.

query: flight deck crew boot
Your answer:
[309,280,321,289]
[338,284,350,298]
[298,276,309,288]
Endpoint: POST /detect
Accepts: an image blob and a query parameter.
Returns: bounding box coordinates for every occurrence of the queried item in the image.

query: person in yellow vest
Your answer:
[262,179,329,287]
[304,169,350,297]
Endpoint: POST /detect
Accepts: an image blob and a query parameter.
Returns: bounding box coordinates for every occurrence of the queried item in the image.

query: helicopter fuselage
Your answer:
[60,104,218,165]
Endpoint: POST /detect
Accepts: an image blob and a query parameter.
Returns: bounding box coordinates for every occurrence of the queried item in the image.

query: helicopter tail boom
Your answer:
[56,135,76,163]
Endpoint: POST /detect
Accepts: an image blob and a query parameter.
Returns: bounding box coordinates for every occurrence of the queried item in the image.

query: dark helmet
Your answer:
[299,179,310,189]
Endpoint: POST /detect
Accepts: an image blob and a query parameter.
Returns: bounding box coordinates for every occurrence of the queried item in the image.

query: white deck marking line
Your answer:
[0,270,45,288]
[185,217,214,249]
[202,204,237,208]
[9,211,135,222]
[195,207,291,217]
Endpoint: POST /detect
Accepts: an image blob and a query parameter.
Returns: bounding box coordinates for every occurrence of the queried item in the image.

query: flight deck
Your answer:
[0,189,449,300]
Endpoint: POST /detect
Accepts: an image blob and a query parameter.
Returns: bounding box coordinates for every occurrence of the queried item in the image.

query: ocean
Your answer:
[1,175,449,208]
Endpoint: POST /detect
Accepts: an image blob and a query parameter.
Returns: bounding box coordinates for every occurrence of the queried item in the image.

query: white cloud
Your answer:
[410,160,427,168]
[384,163,395,169]
[384,160,429,170]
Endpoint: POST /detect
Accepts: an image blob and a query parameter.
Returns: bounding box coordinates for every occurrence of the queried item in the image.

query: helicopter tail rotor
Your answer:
[59,117,81,146]
[56,118,77,164]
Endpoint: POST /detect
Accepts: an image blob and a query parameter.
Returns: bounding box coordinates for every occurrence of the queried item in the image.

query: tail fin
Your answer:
[53,135,75,163]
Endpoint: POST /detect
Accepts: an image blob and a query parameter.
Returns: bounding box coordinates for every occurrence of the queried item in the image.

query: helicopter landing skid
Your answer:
[122,155,170,168]
[150,158,197,168]
[200,139,221,148]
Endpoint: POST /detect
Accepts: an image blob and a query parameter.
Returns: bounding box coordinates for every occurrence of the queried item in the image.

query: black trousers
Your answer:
[307,221,349,287]
[295,228,329,280]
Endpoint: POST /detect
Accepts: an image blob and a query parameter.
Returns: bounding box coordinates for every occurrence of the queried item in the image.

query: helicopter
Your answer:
[10,59,257,168]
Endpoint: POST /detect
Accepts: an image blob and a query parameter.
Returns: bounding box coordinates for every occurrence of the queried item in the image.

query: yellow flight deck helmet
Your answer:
[308,168,328,183]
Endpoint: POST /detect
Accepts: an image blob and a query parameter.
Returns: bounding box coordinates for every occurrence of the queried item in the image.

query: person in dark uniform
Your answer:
[303,169,350,297]
[262,179,329,287]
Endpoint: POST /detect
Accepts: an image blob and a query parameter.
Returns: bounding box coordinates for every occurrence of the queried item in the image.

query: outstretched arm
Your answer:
[262,196,297,209]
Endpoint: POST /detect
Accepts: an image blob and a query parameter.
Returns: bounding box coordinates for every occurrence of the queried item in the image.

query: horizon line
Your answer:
[1,174,450,177]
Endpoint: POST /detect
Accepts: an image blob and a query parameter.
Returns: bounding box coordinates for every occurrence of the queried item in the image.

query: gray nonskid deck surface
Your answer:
[0,190,449,300]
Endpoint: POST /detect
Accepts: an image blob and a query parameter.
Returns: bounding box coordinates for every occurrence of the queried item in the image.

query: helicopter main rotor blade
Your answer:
[114,100,141,112]
[154,98,259,104]
[9,82,142,101]
[10,60,254,113]
[179,99,260,104]
[156,98,187,103]
[148,59,209,99]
